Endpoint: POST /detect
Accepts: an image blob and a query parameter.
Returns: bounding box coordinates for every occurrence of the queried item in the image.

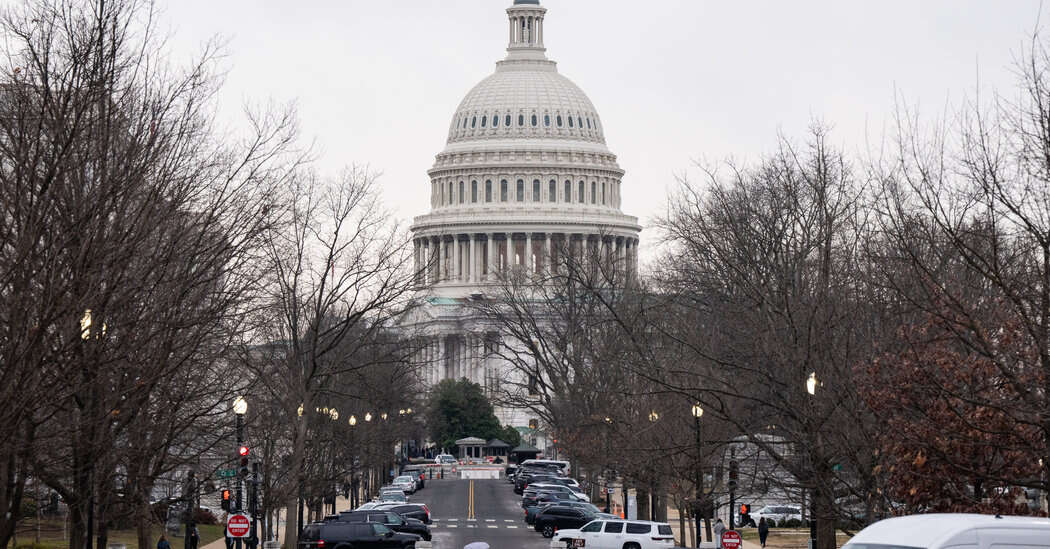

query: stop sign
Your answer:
[226,513,251,538]
[722,530,742,549]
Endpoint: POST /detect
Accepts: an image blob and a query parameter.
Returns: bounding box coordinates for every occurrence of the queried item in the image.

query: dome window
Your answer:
[564,180,572,203]
[544,114,550,127]
[485,180,493,202]
[519,114,525,126]
[472,180,478,203]
[531,114,538,127]
[516,179,525,202]
[532,179,541,202]
[567,116,573,128]
[578,181,585,203]
[549,179,557,202]
[578,117,583,128]
[481,116,486,128]
[500,180,508,202]
[506,115,512,127]
[471,116,477,128]
[493,115,499,127]
[459,181,465,203]
[591,181,597,204]
[556,115,563,127]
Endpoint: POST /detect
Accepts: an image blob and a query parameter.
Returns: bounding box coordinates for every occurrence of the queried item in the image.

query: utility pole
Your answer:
[249,462,259,549]
[183,471,196,549]
[236,412,244,549]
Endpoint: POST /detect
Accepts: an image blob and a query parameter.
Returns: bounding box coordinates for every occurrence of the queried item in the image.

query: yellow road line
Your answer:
[468,479,475,519]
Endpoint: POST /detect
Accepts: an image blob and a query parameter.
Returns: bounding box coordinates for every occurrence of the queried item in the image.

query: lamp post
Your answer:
[691,403,705,547]
[603,416,613,513]
[806,373,818,549]
[233,396,247,549]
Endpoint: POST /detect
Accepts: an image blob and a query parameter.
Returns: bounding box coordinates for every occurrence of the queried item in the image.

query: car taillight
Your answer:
[317,540,325,548]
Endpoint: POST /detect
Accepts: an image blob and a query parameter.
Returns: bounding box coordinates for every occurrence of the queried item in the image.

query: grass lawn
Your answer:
[738,527,853,549]
[7,519,225,549]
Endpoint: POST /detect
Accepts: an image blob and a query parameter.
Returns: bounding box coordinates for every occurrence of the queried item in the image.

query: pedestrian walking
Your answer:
[714,518,727,549]
[157,535,171,549]
[759,517,770,548]
[189,526,200,549]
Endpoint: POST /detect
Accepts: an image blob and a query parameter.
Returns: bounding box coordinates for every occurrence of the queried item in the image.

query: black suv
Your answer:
[368,503,431,524]
[515,472,560,494]
[533,506,597,538]
[337,511,431,541]
[299,521,419,549]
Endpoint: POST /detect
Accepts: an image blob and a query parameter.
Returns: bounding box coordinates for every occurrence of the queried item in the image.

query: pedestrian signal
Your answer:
[221,489,231,511]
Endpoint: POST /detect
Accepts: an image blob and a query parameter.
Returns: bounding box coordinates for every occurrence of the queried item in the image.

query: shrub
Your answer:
[194,507,218,525]
[766,518,778,528]
[784,518,803,528]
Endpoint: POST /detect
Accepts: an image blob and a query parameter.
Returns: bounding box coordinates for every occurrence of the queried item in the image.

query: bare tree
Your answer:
[248,166,417,549]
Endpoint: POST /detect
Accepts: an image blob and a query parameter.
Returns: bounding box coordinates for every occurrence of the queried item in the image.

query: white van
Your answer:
[521,458,571,475]
[844,514,1050,549]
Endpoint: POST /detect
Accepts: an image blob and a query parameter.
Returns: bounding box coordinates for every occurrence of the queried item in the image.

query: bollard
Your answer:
[440,468,444,479]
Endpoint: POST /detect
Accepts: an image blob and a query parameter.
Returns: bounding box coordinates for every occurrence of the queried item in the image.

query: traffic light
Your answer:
[728,460,739,491]
[221,489,231,511]
[239,446,250,475]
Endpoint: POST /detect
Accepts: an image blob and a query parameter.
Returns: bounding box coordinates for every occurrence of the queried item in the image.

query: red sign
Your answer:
[226,513,251,538]
[722,530,742,549]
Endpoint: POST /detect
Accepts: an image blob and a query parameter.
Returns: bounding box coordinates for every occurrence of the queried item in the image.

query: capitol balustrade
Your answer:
[411,231,638,287]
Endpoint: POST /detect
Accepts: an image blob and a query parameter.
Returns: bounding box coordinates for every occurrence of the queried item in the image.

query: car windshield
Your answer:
[395,476,413,483]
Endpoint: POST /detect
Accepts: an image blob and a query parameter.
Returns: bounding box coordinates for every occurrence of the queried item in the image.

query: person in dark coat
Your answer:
[758,517,770,548]
[157,535,171,549]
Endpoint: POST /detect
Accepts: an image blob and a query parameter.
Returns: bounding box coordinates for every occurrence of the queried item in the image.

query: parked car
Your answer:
[526,501,604,525]
[552,519,676,548]
[336,510,432,541]
[370,502,432,525]
[526,483,590,503]
[379,490,408,503]
[392,476,416,494]
[753,504,802,525]
[435,453,457,465]
[534,506,598,538]
[298,520,420,549]
[401,467,426,490]
[844,514,1050,549]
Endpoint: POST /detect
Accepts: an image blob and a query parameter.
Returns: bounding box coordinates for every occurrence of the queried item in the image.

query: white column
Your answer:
[438,237,445,282]
[469,234,476,283]
[581,234,589,270]
[487,233,495,280]
[618,237,627,279]
[544,233,552,274]
[506,232,514,266]
[453,236,460,282]
[526,232,533,273]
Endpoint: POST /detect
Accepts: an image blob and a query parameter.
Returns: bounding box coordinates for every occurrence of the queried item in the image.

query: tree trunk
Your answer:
[284,417,308,549]
[0,446,27,549]
[816,482,836,549]
[637,488,650,521]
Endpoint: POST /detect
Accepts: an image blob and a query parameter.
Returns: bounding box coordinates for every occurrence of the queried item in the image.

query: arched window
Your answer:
[578,180,585,203]
[549,179,557,202]
[492,115,498,128]
[531,114,538,127]
[459,181,465,203]
[480,116,486,128]
[485,180,493,202]
[532,179,541,202]
[565,180,572,203]
[518,114,525,126]
[556,115,563,127]
[506,114,512,127]
[471,180,478,203]
[601,182,606,205]
[577,117,583,128]
[449,182,454,204]
[591,181,597,204]
[587,118,591,129]
[500,180,508,202]
[516,179,525,202]
[471,116,476,128]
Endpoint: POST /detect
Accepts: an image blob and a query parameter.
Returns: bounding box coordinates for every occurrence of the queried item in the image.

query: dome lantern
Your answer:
[506,0,547,61]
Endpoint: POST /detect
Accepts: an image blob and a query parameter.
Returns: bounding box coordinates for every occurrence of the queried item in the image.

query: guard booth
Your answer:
[509,443,541,464]
[455,437,486,459]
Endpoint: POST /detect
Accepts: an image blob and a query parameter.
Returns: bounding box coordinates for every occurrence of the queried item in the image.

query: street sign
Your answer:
[226,513,251,538]
[607,486,615,495]
[722,530,742,549]
[217,469,236,478]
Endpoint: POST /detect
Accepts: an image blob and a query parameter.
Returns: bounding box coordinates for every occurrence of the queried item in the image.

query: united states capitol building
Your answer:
[403,0,641,452]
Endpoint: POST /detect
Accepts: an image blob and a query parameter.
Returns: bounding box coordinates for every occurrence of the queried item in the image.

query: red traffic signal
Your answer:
[740,504,749,514]
[238,446,249,457]
[222,489,231,501]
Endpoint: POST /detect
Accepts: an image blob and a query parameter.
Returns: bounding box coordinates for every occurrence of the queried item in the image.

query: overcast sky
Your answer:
[162,0,1045,258]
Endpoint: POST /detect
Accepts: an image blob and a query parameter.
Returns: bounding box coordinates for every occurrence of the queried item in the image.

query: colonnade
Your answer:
[509,12,544,48]
[417,333,504,395]
[412,232,638,286]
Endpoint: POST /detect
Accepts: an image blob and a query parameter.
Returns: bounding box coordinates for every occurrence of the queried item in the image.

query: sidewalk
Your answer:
[202,493,355,549]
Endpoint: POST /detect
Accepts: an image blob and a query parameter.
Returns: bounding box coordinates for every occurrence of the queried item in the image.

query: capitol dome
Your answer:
[410,0,640,295]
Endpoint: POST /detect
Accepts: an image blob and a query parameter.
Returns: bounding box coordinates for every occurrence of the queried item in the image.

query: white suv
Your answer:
[553,519,675,548]
[753,504,803,525]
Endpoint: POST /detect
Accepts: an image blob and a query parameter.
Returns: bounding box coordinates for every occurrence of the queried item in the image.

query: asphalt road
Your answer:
[420,477,552,549]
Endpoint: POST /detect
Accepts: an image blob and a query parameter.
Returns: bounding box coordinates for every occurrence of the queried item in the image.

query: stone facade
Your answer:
[405,0,641,450]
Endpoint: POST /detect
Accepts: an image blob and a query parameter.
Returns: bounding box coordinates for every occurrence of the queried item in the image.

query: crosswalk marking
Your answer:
[487,525,498,528]
[507,525,518,529]
[504,519,514,522]
[485,519,495,522]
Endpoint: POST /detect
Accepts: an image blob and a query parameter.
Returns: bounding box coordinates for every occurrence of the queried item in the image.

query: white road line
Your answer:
[447,518,458,521]
[485,519,495,522]
[487,525,498,529]
[506,525,518,529]
[504,519,514,522]
[447,525,458,528]
[467,518,476,521]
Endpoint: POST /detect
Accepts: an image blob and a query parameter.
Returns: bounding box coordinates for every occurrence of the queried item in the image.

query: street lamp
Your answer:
[691,403,705,547]
[232,396,247,549]
[233,397,248,415]
[806,374,818,549]
[349,415,357,426]
[806,371,819,395]
[381,412,388,421]
[365,412,373,422]
[648,410,660,423]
